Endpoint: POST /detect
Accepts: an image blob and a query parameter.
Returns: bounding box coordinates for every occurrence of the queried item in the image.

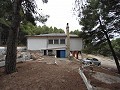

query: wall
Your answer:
[27,37,47,50]
[70,38,83,51]
[27,36,83,51]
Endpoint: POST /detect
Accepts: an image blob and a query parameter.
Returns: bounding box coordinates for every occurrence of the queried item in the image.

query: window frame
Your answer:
[60,39,65,44]
[54,39,59,44]
[48,39,53,44]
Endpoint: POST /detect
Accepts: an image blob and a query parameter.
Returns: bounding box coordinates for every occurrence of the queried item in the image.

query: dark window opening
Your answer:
[54,39,59,44]
[48,39,53,44]
[60,39,65,44]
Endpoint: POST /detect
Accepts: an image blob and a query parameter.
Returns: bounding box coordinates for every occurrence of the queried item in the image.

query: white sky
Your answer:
[36,0,82,31]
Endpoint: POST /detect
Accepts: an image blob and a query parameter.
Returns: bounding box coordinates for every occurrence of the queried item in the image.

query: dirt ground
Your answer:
[0,55,86,90]
[83,65,120,90]
[81,53,120,90]
[0,51,120,90]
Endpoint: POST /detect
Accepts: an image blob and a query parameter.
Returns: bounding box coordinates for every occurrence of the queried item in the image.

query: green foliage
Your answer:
[20,22,36,35]
[19,23,65,45]
[82,38,120,60]
[70,30,85,38]
[21,23,64,35]
[70,30,80,35]
[0,0,49,46]
[75,0,120,53]
[0,0,12,28]
[112,38,120,59]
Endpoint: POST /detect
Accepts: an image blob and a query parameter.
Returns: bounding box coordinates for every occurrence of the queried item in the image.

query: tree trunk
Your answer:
[5,0,22,74]
[98,18,120,74]
[0,31,1,46]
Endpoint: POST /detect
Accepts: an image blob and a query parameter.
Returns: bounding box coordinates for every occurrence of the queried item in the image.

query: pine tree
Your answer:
[75,0,120,73]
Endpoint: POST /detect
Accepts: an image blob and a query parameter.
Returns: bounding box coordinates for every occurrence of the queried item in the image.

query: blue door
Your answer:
[60,50,66,58]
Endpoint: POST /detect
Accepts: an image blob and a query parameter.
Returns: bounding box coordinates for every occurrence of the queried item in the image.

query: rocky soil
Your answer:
[0,53,86,90]
[0,51,120,90]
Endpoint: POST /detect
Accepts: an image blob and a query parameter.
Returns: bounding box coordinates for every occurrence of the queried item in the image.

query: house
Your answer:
[27,23,83,58]
[27,33,83,58]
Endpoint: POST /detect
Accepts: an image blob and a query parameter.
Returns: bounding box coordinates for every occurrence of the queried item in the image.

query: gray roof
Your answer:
[27,33,79,38]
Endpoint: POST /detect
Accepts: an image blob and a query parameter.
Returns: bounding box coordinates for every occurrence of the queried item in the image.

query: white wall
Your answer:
[48,44,66,49]
[27,37,83,51]
[27,37,47,50]
[70,38,83,51]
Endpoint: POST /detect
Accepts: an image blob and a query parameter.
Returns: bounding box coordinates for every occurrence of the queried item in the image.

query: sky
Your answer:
[36,0,82,31]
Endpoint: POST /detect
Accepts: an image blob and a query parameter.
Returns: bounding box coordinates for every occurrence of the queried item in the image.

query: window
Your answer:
[60,39,65,44]
[54,39,59,44]
[49,39,65,44]
[48,39,53,44]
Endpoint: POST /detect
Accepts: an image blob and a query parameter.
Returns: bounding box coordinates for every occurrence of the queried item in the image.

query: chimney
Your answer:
[66,23,70,59]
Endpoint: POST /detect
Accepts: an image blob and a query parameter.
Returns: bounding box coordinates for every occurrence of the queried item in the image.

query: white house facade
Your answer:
[27,33,83,58]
